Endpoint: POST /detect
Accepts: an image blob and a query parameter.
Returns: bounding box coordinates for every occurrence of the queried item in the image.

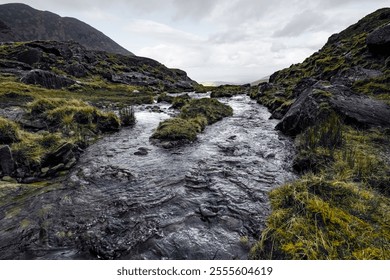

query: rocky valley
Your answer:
[0,4,389,260]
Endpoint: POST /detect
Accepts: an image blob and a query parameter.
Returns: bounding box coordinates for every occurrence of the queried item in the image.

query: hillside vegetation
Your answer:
[250,8,390,259]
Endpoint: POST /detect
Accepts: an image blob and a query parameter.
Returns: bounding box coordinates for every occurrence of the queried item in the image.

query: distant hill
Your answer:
[0,3,133,56]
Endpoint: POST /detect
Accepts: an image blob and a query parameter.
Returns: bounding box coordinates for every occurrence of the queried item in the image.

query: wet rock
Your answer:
[43,142,76,168]
[21,69,75,89]
[265,153,276,159]
[0,145,14,175]
[1,175,16,183]
[22,177,40,184]
[367,23,390,55]
[199,204,218,218]
[47,163,65,175]
[134,147,149,156]
[41,167,50,174]
[64,158,77,170]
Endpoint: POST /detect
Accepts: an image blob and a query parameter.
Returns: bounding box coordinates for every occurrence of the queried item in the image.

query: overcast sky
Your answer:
[1,1,389,83]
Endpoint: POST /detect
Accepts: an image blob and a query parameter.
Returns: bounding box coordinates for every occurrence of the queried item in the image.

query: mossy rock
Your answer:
[180,98,233,124]
[151,116,207,142]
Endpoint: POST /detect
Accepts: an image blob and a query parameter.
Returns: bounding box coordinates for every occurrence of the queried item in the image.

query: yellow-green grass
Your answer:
[0,74,155,107]
[151,116,207,141]
[251,117,390,259]
[152,98,233,142]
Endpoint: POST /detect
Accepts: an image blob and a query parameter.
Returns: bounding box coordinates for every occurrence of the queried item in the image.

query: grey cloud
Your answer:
[270,41,287,52]
[273,9,327,37]
[209,30,251,44]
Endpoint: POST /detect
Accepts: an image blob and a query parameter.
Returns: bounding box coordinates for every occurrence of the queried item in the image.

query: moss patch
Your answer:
[152,98,233,143]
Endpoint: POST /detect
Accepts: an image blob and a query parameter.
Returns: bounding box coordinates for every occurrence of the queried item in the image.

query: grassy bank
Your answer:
[250,114,390,259]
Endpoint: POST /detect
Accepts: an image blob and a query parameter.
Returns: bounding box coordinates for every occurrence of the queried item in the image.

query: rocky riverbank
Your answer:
[249,8,390,259]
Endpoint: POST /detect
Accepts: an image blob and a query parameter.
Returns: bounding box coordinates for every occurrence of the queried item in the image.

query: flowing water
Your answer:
[0,94,295,259]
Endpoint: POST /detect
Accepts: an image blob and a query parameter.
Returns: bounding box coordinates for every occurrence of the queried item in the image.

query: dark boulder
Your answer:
[277,81,390,135]
[0,145,14,175]
[42,142,76,168]
[367,23,390,55]
[21,69,75,89]
[16,48,42,65]
[330,66,383,87]
[330,88,390,128]
[134,147,149,156]
[292,77,319,98]
[65,63,88,78]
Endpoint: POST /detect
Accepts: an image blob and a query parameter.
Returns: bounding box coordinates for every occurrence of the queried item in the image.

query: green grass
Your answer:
[180,98,233,124]
[152,98,233,142]
[210,85,247,98]
[151,116,207,141]
[0,74,156,108]
[251,117,390,259]
[28,98,121,133]
[1,96,121,174]
[0,116,21,144]
[250,174,390,260]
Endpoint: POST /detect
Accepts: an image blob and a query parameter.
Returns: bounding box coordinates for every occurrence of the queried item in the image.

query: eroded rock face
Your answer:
[21,69,75,89]
[276,81,390,135]
[42,142,76,168]
[367,23,390,55]
[0,145,14,175]
[330,67,383,87]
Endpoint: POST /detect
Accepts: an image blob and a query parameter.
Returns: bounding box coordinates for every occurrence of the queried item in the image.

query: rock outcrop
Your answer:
[367,23,390,55]
[251,8,390,136]
[21,69,75,89]
[276,81,390,135]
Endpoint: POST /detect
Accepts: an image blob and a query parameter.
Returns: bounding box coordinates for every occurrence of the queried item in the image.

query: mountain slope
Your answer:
[0,3,133,56]
[250,8,390,260]
[0,40,197,92]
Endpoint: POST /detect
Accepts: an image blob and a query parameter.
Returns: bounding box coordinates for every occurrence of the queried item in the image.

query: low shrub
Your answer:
[119,106,136,126]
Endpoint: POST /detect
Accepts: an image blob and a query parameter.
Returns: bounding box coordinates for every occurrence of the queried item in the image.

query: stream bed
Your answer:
[0,94,295,259]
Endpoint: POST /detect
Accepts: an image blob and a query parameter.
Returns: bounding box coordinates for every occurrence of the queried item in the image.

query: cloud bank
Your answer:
[1,0,389,83]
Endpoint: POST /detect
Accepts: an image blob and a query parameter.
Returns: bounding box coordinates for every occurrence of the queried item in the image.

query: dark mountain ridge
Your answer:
[0,3,133,56]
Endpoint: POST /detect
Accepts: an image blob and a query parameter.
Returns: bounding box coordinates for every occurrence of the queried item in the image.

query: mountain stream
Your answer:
[0,94,295,259]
